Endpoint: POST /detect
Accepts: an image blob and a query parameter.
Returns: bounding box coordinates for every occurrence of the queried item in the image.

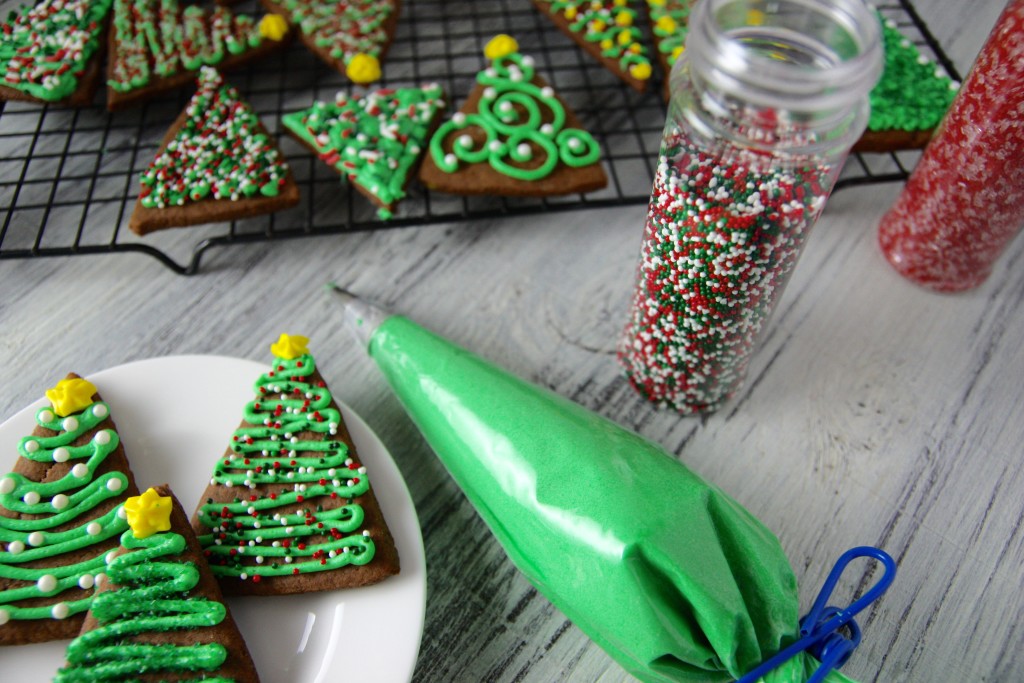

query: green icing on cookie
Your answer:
[538,0,652,81]
[646,0,696,68]
[869,14,959,132]
[282,84,445,217]
[272,0,396,65]
[55,529,233,683]
[429,51,602,182]
[108,0,271,94]
[138,67,290,210]
[0,400,130,624]
[0,0,113,102]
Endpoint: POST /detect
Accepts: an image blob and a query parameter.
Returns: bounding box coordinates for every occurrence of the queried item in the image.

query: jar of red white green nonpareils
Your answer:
[619,0,882,414]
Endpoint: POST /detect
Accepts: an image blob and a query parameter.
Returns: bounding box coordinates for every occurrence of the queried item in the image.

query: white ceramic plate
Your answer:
[0,356,425,683]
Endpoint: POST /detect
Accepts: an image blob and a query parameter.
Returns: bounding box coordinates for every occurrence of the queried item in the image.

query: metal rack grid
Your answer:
[0,0,961,275]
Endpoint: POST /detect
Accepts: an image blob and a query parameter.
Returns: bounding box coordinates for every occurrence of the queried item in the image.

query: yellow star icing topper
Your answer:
[484,34,519,61]
[45,378,97,417]
[124,488,173,539]
[270,333,310,360]
[259,14,289,41]
[346,53,382,84]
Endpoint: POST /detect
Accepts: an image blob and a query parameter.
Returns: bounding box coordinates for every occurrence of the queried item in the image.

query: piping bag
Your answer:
[327,285,894,683]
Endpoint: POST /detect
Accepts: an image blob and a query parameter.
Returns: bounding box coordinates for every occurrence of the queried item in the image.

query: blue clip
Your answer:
[735,546,897,683]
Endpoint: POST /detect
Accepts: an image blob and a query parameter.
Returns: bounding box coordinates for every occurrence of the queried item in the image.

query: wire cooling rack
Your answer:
[0,0,961,275]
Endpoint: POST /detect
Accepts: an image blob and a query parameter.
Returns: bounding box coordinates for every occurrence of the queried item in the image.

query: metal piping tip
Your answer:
[325,283,391,349]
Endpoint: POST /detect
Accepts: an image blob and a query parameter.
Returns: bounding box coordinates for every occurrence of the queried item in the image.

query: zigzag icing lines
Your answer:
[196,353,375,581]
[0,401,130,623]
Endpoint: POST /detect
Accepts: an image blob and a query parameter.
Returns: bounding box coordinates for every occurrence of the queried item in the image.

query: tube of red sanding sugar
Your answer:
[877,0,1024,292]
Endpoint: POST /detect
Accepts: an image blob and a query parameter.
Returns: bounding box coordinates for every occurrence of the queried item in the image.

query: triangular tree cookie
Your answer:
[282,83,446,219]
[107,0,290,110]
[531,0,653,92]
[854,13,959,152]
[261,0,399,83]
[190,334,400,596]
[0,0,112,106]
[129,67,300,236]
[55,486,260,683]
[419,35,607,198]
[0,375,141,645]
[644,0,695,97]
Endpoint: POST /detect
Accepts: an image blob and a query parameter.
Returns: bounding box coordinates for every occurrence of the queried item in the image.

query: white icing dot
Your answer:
[540,123,554,136]
[53,447,70,463]
[117,506,127,519]
[106,478,122,492]
[517,143,532,158]
[540,86,554,98]
[444,153,457,167]
[62,417,79,432]
[489,140,503,152]
[457,133,473,148]
[72,464,89,478]
[51,494,69,510]
[51,602,70,619]
[105,551,118,565]
[23,491,40,505]
[94,431,111,445]
[78,574,95,589]
[93,404,108,418]
[7,540,24,555]
[24,440,39,453]
[39,409,54,423]
[362,530,370,537]
[94,573,106,587]
[37,574,57,593]
[28,531,45,547]
[0,477,14,495]
[0,609,8,625]
[452,112,466,124]
[87,522,102,536]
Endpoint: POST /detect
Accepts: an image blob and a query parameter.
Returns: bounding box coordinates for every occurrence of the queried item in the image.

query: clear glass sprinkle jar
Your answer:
[620,0,882,413]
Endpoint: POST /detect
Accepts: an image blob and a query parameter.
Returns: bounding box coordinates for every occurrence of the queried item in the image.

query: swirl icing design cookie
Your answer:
[129,67,300,236]
[190,335,400,596]
[106,0,289,110]
[282,83,446,220]
[419,36,607,197]
[0,375,140,645]
[55,486,260,683]
[0,0,112,106]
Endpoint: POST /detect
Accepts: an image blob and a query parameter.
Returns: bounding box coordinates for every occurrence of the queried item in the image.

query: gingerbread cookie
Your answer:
[0,375,141,645]
[106,0,290,111]
[0,0,112,106]
[129,67,300,236]
[419,36,607,198]
[55,486,260,683]
[282,84,446,219]
[644,0,695,97]
[531,0,653,92]
[260,0,400,84]
[854,14,959,152]
[190,334,400,596]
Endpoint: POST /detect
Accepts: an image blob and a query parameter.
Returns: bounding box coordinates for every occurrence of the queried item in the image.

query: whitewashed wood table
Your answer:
[0,0,1021,680]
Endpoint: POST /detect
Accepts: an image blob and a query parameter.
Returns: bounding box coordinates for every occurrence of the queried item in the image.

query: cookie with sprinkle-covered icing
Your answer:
[282,83,446,220]
[55,485,260,683]
[419,36,607,198]
[531,0,652,92]
[0,374,141,645]
[129,67,300,236]
[106,0,291,111]
[0,0,112,106]
[190,334,400,596]
[853,13,959,152]
[260,0,400,83]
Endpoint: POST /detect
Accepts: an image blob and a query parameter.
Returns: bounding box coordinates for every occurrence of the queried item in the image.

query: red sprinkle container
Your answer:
[878,0,1024,292]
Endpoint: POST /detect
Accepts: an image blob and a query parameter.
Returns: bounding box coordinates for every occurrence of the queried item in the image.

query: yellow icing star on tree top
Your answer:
[259,14,289,41]
[271,333,310,360]
[484,34,519,61]
[124,488,173,539]
[45,378,97,417]
[346,53,381,84]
